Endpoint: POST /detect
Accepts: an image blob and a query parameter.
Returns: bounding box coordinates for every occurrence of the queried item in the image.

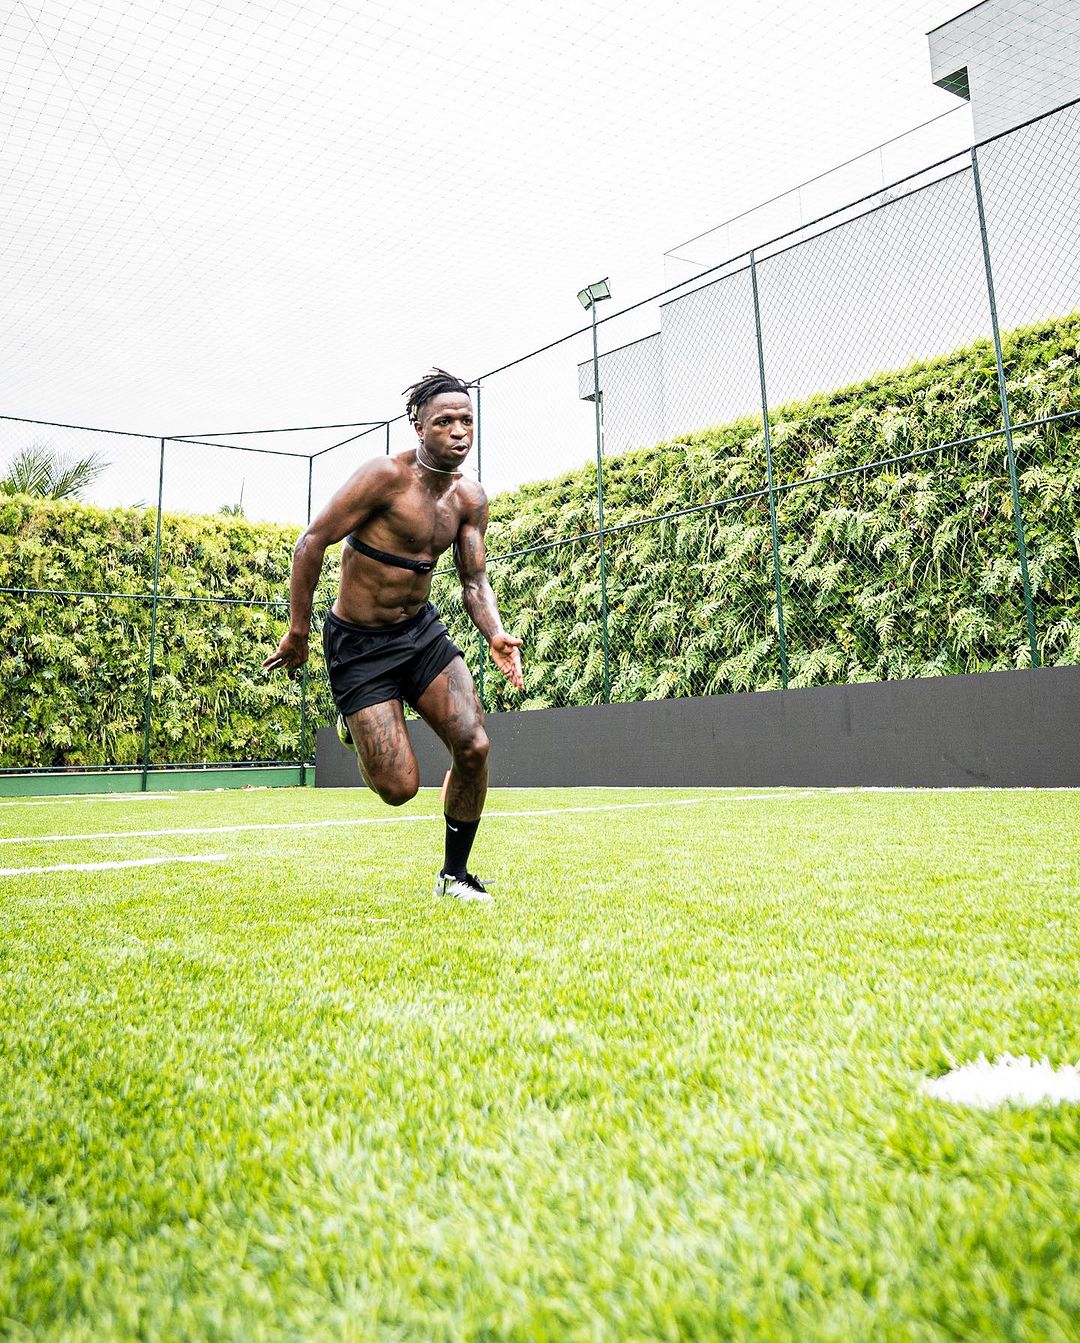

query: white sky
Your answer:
[1,0,977,516]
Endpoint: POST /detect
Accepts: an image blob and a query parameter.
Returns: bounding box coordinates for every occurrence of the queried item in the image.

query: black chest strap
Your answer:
[346,534,435,573]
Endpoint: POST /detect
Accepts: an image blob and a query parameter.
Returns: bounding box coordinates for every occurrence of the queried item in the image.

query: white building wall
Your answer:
[929,0,1080,141]
[577,334,665,457]
[578,100,1078,457]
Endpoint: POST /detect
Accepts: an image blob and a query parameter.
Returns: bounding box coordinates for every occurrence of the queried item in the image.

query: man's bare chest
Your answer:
[381,490,463,553]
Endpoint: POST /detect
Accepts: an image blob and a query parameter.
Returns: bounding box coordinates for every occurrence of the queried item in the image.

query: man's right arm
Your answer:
[262,458,395,672]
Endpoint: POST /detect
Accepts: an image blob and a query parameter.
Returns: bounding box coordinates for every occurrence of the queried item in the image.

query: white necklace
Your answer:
[415,445,460,475]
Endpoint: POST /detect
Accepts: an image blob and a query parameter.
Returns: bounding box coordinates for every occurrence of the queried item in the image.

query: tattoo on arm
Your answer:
[289,458,394,634]
[456,498,506,644]
[288,532,328,635]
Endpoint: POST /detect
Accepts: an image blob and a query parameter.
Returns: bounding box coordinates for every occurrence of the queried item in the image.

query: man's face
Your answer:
[417,392,473,468]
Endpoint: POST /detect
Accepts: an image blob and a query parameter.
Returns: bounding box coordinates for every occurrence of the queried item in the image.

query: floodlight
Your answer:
[576,278,612,310]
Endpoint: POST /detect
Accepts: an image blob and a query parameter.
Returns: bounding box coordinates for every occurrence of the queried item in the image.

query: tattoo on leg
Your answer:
[423,662,488,821]
[348,703,418,804]
[445,767,487,822]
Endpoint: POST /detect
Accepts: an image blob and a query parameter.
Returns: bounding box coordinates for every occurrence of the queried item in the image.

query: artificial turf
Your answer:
[0,786,1078,1341]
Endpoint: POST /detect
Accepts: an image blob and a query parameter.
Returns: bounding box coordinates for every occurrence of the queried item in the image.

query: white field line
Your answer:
[0,793,812,848]
[827,784,1080,789]
[828,785,1080,793]
[0,854,227,877]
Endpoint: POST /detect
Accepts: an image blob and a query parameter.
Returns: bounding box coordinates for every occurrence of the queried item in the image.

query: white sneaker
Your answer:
[434,870,493,903]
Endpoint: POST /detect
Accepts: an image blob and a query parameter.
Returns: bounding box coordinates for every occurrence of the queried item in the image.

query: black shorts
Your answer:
[322,603,464,717]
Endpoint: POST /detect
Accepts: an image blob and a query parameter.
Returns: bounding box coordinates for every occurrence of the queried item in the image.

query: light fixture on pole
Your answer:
[577,277,611,311]
[579,277,612,702]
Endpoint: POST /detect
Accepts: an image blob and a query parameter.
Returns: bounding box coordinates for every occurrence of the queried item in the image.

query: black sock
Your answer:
[443,815,480,878]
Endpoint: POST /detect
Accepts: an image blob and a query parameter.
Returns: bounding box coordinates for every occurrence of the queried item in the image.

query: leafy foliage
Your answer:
[0,500,324,767]
[455,313,1080,711]
[0,441,107,499]
[1,314,1077,766]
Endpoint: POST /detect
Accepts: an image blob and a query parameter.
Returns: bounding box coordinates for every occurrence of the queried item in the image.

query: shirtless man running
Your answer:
[263,368,524,902]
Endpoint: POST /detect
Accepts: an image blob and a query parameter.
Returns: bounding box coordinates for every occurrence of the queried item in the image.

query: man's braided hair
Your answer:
[403,368,473,425]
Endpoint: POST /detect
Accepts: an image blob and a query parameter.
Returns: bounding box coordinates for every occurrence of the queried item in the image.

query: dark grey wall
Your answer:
[315,666,1080,789]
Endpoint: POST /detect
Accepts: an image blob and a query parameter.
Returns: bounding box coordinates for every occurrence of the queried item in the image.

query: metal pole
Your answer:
[474,381,486,707]
[591,302,612,703]
[385,420,390,456]
[971,145,1039,668]
[298,457,313,785]
[476,631,486,710]
[474,380,482,484]
[139,438,166,791]
[749,251,789,689]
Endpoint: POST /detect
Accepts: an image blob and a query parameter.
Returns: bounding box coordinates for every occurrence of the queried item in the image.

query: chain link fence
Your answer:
[2,98,1078,774]
[463,97,1079,711]
[1,420,385,776]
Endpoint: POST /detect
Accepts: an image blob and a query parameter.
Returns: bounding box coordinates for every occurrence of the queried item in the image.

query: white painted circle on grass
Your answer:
[922,1054,1080,1109]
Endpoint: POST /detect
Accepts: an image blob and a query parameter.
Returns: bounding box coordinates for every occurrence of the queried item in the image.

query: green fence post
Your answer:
[750,250,789,689]
[477,631,487,710]
[474,379,482,484]
[474,380,487,710]
[139,438,166,791]
[590,303,612,703]
[298,456,313,785]
[971,145,1039,668]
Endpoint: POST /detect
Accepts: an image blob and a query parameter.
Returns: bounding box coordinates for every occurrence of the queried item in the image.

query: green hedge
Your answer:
[0,503,323,768]
[451,313,1080,710]
[2,314,1078,766]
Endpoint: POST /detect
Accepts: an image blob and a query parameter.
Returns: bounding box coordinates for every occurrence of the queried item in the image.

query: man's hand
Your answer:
[262,631,310,673]
[489,633,524,691]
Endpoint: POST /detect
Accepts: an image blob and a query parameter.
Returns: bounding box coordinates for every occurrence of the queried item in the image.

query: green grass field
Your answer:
[1,785,1078,1342]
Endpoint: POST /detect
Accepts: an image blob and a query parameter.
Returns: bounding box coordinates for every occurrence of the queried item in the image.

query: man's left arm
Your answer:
[455,494,524,691]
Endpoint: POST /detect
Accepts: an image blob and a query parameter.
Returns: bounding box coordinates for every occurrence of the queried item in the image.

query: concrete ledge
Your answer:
[316,666,1080,789]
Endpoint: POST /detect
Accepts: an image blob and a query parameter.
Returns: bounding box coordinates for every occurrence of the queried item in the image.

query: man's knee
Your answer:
[376,777,418,807]
[453,726,489,774]
[359,760,418,806]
